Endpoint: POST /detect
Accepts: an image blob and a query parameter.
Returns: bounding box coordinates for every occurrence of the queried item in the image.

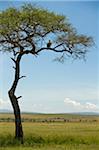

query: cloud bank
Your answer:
[64,98,99,112]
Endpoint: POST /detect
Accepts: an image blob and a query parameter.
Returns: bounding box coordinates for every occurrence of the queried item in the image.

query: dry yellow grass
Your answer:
[0,113,99,149]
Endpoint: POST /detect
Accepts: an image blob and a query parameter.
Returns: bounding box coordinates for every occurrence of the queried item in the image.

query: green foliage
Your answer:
[0,4,70,34]
[0,4,70,36]
[0,8,20,34]
[0,4,93,60]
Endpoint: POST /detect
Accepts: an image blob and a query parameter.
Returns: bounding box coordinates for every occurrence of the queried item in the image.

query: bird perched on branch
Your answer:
[47,40,52,48]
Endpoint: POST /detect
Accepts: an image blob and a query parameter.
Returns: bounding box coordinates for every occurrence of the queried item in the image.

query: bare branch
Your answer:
[13,66,16,70]
[12,49,17,57]
[11,57,16,63]
[17,96,22,100]
[53,53,65,63]
[19,76,26,80]
[36,46,71,54]
[54,43,64,49]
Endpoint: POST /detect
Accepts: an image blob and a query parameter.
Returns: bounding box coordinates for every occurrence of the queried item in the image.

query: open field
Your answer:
[0,113,99,150]
[0,113,99,122]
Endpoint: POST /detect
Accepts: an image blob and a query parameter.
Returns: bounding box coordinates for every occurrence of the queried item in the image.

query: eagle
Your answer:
[47,40,52,48]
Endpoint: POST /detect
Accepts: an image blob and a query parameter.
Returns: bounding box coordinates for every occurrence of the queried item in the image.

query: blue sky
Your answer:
[0,0,99,113]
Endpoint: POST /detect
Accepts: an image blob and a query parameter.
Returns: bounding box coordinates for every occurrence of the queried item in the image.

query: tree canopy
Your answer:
[0,4,93,61]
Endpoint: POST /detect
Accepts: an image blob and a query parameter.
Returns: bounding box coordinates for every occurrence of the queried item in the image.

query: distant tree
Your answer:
[0,4,93,143]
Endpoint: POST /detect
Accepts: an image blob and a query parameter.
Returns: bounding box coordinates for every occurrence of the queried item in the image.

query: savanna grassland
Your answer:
[0,113,99,150]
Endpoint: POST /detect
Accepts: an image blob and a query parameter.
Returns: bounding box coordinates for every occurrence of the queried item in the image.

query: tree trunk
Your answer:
[8,91,23,143]
[8,53,23,144]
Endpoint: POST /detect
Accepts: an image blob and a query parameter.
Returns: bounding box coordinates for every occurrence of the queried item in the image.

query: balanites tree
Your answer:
[0,4,93,143]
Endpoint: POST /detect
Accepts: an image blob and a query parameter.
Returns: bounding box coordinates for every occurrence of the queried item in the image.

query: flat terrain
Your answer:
[0,113,99,150]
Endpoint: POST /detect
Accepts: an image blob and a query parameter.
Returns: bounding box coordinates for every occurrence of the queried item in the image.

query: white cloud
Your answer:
[85,102,97,110]
[64,97,99,112]
[0,98,10,109]
[64,98,81,107]
[0,98,9,105]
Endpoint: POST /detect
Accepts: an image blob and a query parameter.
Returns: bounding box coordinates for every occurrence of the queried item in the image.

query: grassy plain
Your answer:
[0,113,99,150]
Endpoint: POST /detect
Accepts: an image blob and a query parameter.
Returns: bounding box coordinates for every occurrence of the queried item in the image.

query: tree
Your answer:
[0,4,93,143]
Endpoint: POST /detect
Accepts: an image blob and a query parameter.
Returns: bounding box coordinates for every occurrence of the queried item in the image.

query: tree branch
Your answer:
[17,96,22,100]
[13,66,16,70]
[36,46,72,54]
[11,57,16,63]
[54,43,64,49]
[19,76,26,80]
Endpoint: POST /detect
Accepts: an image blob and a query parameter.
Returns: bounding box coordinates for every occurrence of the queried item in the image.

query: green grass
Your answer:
[0,114,99,149]
[1,145,99,150]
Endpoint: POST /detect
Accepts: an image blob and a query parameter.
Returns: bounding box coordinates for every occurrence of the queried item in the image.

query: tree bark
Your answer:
[8,53,23,144]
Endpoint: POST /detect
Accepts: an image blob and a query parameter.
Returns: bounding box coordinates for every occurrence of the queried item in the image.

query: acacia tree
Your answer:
[0,4,93,143]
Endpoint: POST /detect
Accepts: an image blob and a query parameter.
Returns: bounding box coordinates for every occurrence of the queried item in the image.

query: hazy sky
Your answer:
[0,0,99,113]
